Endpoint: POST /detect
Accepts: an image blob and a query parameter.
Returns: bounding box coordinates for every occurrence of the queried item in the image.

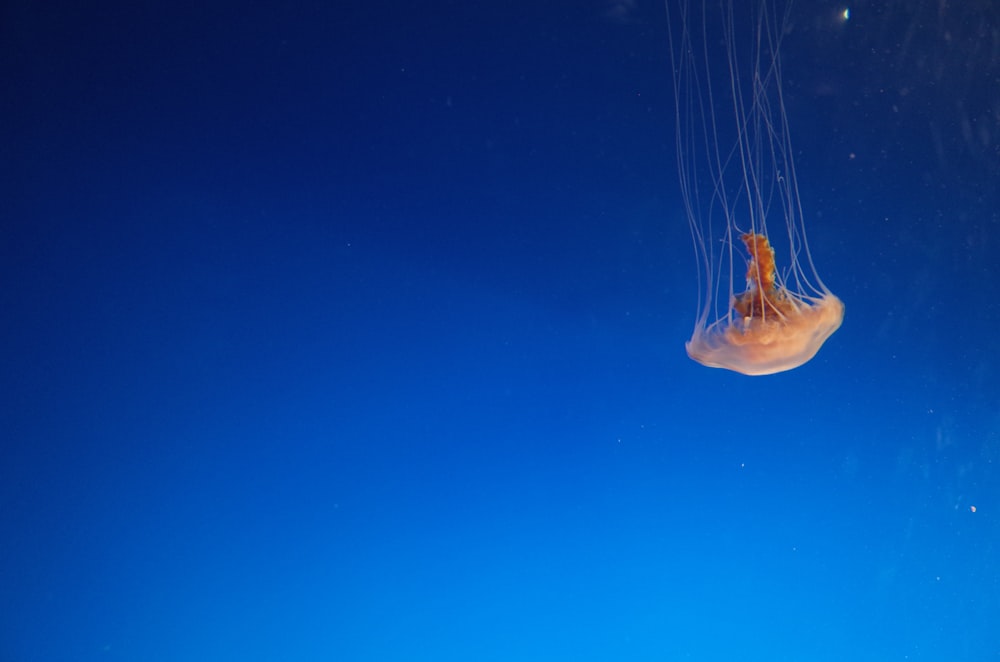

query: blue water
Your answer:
[2,1,998,660]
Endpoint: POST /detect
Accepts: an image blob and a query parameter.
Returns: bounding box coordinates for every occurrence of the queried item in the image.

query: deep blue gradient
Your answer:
[2,1,998,660]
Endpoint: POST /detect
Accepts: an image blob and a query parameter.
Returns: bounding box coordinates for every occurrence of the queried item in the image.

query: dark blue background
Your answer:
[2,1,998,660]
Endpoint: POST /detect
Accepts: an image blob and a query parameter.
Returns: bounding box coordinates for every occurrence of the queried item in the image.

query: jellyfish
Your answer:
[665,0,844,375]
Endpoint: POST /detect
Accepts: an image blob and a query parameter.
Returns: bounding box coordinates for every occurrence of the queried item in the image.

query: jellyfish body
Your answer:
[666,0,843,375]
[686,233,844,376]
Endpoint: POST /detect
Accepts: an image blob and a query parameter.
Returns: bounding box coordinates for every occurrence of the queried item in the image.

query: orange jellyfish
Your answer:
[666,0,843,375]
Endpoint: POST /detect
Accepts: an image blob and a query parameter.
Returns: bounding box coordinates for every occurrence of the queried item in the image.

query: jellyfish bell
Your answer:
[686,232,844,375]
[666,0,843,375]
